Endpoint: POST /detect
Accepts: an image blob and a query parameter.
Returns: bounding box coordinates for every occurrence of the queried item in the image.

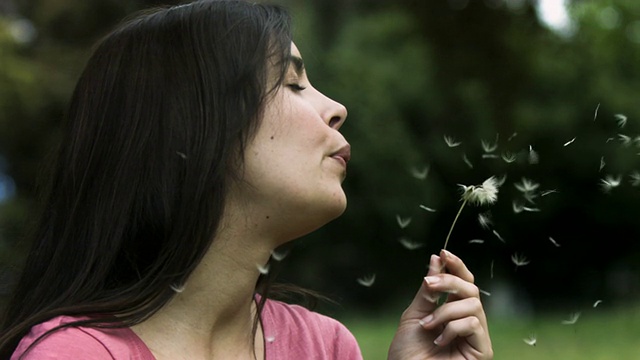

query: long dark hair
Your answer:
[0,0,293,357]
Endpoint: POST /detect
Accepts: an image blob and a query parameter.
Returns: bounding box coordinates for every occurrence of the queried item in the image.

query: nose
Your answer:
[324,97,348,130]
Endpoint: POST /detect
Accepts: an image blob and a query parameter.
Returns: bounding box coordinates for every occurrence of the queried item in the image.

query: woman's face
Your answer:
[237,43,349,240]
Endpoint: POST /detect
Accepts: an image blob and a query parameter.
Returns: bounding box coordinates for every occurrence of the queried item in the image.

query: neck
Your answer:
[132,211,277,359]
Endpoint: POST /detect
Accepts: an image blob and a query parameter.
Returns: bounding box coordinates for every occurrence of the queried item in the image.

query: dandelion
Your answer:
[257,264,270,275]
[410,166,429,180]
[629,171,640,186]
[511,253,530,268]
[396,215,412,229]
[561,312,581,325]
[614,114,627,128]
[548,236,561,247]
[399,237,424,250]
[419,205,437,212]
[501,151,517,163]
[523,334,537,346]
[528,145,539,164]
[593,103,600,121]
[443,177,500,250]
[600,174,622,193]
[593,300,603,308]
[444,135,461,147]
[357,274,376,287]
[462,154,473,169]
[563,137,576,147]
[478,212,492,229]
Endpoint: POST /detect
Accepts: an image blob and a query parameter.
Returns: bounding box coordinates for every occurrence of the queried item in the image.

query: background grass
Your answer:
[340,304,640,359]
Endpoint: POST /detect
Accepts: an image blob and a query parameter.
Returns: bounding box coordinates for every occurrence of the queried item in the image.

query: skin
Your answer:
[131,43,493,359]
[130,43,348,360]
[388,250,494,359]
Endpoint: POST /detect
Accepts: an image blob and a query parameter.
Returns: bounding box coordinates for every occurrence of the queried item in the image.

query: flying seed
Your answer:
[618,134,632,147]
[257,264,270,275]
[270,249,289,261]
[523,334,537,346]
[561,312,581,325]
[528,145,539,164]
[593,300,603,308]
[478,212,492,229]
[563,137,576,147]
[511,253,530,268]
[548,237,561,247]
[479,288,491,296]
[599,157,606,172]
[482,154,499,159]
[501,151,517,163]
[469,239,485,244]
[410,166,429,180]
[419,205,437,212]
[265,336,276,343]
[170,284,185,293]
[492,230,505,243]
[399,237,424,250]
[593,103,600,121]
[357,274,376,287]
[462,153,473,168]
[396,215,412,229]
[508,132,518,141]
[541,189,558,196]
[629,171,640,186]
[490,260,494,279]
[614,114,627,128]
[444,135,461,147]
[176,151,188,159]
[481,136,498,153]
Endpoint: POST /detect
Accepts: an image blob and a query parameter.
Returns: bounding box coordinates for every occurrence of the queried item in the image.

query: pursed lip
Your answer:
[330,144,351,167]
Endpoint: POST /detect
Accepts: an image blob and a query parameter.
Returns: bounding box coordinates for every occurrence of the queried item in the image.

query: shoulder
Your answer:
[262,298,362,360]
[11,315,153,360]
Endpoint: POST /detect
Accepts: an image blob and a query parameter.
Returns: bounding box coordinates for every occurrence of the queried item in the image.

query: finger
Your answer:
[433,317,492,356]
[440,249,474,283]
[422,274,481,306]
[403,255,444,319]
[419,297,486,331]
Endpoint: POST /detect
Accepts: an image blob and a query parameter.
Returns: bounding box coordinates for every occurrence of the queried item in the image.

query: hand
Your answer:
[387,250,493,359]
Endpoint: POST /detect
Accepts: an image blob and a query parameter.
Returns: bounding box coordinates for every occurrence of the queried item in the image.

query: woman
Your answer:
[0,0,493,359]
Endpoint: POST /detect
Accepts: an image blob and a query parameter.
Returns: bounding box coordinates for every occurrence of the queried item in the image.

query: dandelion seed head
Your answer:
[459,176,499,205]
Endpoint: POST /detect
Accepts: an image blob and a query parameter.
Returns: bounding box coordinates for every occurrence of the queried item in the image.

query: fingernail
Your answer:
[422,314,433,324]
[441,249,452,259]
[424,276,440,285]
[434,334,443,345]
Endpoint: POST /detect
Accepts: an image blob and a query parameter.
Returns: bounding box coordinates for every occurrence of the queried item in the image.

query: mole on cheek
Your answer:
[270,136,274,140]
[266,215,270,219]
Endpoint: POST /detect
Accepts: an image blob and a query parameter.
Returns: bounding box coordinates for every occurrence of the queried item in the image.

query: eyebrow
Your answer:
[288,55,305,76]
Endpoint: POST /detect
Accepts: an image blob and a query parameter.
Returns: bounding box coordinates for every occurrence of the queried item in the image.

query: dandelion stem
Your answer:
[443,199,467,250]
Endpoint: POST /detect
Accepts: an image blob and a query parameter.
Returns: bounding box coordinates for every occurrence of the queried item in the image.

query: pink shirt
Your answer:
[11,298,363,359]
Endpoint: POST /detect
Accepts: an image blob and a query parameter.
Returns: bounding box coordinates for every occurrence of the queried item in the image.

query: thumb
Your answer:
[402,254,444,320]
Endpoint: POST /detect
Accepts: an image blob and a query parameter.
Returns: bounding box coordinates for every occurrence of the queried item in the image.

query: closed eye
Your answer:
[287,83,307,92]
